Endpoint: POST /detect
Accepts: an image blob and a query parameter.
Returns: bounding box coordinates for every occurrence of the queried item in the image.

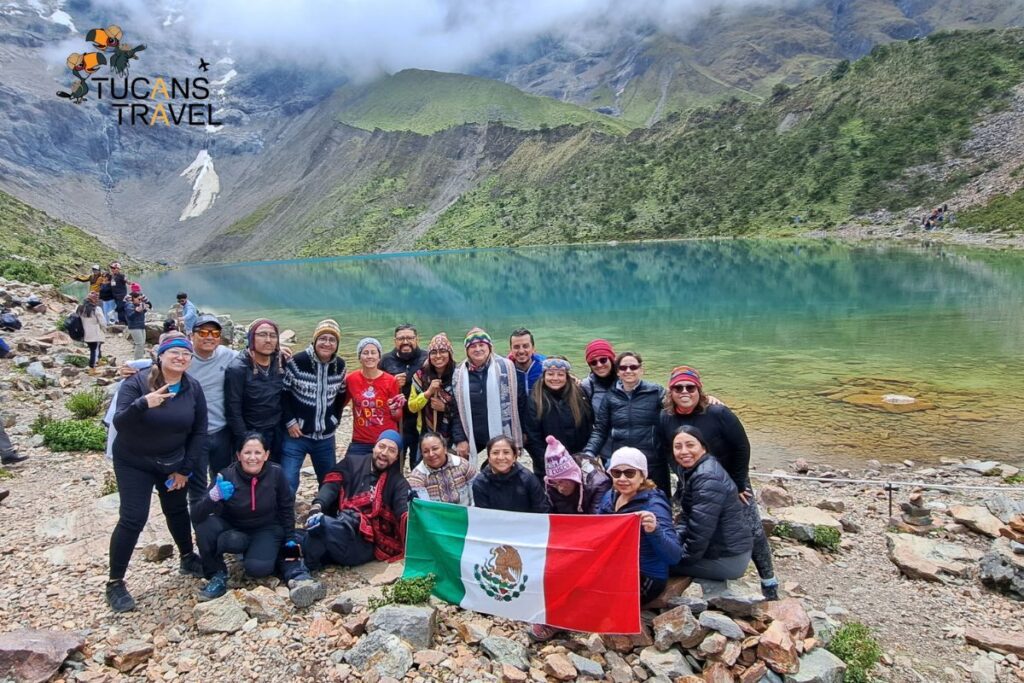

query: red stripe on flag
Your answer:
[544,513,641,634]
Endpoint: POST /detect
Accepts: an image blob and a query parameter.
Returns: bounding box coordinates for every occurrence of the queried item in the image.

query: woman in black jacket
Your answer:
[531,356,592,454]
[580,339,617,463]
[106,333,207,613]
[583,351,670,497]
[670,426,752,581]
[659,365,778,598]
[472,436,549,513]
[193,432,316,602]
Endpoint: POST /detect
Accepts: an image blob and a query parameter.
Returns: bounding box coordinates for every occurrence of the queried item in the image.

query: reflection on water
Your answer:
[141,240,1024,468]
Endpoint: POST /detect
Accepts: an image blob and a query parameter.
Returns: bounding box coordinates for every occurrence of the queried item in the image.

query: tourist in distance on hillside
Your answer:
[380,323,428,469]
[658,365,778,598]
[451,327,543,475]
[543,435,610,514]
[471,435,550,513]
[77,290,107,371]
[583,351,671,496]
[531,356,592,454]
[407,432,476,505]
[193,431,321,605]
[280,319,347,496]
[224,319,286,458]
[408,333,456,443]
[302,430,409,569]
[124,289,151,359]
[669,426,753,581]
[108,262,129,324]
[346,337,404,462]
[508,327,546,393]
[529,447,681,642]
[105,333,207,613]
[73,263,106,294]
[170,291,199,333]
[580,339,618,463]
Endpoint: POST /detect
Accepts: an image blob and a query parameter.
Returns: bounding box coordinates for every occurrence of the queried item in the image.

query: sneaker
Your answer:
[105,580,136,613]
[528,623,560,642]
[288,579,325,608]
[179,552,204,578]
[761,579,779,601]
[0,451,28,465]
[198,571,228,602]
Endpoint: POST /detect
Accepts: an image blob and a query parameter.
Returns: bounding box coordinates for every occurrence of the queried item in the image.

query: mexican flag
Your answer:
[403,498,641,634]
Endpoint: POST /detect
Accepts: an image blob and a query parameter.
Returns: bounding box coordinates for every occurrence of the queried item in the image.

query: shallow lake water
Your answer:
[139,239,1024,469]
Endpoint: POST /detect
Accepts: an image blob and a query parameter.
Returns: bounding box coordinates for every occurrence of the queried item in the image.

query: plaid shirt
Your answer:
[407,454,476,506]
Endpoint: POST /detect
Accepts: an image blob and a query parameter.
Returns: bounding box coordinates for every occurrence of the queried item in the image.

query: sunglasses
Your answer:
[194,329,221,339]
[671,384,699,394]
[588,357,611,367]
[609,468,640,479]
[618,364,641,372]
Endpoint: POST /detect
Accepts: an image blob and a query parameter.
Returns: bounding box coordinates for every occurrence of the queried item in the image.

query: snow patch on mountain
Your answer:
[179,149,220,221]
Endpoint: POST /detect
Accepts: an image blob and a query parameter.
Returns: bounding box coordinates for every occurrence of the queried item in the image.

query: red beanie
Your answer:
[584,339,615,364]
[669,365,702,389]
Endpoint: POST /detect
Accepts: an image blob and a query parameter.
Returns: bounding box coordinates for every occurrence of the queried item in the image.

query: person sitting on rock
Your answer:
[543,436,610,514]
[472,435,550,514]
[302,430,410,569]
[192,431,321,606]
[407,431,476,505]
[670,426,753,581]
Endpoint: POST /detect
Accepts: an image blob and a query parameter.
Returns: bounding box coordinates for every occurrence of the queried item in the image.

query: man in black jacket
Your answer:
[224,319,285,460]
[109,262,129,324]
[379,323,427,469]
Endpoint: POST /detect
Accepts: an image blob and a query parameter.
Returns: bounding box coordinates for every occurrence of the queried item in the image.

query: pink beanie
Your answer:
[544,436,582,484]
[608,447,648,478]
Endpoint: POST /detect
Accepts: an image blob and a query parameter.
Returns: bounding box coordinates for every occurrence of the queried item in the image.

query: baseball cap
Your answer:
[193,314,222,330]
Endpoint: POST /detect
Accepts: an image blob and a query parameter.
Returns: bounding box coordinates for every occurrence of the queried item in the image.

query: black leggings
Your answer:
[87,342,102,368]
[195,516,283,578]
[109,455,194,581]
[743,488,776,581]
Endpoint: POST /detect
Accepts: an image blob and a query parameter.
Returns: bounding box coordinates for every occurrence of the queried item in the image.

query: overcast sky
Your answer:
[82,0,784,79]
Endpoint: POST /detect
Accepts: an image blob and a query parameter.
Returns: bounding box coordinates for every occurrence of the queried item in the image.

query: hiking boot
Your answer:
[528,623,561,642]
[0,489,8,505]
[105,580,136,613]
[197,571,228,602]
[1,451,27,465]
[288,578,325,608]
[761,579,779,601]
[179,552,204,578]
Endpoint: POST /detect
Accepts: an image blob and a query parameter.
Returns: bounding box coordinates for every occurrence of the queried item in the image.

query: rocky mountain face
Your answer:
[0,0,1023,265]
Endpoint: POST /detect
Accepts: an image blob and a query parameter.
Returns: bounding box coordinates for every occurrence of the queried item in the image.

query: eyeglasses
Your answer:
[588,357,611,367]
[671,384,699,394]
[194,329,221,339]
[395,336,417,343]
[254,332,278,340]
[609,468,640,479]
[316,336,338,345]
[618,364,641,372]
[163,350,193,359]
[428,349,449,356]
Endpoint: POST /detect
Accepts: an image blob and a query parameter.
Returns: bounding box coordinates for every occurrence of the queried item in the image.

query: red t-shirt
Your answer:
[347,371,401,445]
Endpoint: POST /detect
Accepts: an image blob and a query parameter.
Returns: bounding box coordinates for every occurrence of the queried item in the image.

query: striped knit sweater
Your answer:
[282,346,347,440]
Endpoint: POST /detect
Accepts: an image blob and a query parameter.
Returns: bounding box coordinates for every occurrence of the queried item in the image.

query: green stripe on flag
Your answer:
[402,498,469,605]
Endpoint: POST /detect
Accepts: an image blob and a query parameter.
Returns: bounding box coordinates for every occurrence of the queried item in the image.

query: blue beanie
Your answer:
[377,429,403,452]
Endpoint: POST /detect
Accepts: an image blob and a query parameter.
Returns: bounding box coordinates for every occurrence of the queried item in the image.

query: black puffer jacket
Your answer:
[472,463,550,514]
[581,373,615,459]
[584,379,666,461]
[192,461,296,540]
[224,351,284,446]
[674,453,752,563]
[535,386,593,455]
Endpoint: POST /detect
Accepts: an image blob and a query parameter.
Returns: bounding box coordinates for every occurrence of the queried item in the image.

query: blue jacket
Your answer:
[598,487,682,580]
[514,353,546,394]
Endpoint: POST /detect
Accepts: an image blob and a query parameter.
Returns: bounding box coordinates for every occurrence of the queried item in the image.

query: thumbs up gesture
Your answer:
[209,473,235,502]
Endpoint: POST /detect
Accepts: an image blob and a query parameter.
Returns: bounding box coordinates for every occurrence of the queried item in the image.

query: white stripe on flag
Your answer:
[459,506,550,624]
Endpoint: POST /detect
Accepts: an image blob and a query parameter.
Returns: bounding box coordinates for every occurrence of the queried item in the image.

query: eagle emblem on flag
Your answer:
[474,545,528,602]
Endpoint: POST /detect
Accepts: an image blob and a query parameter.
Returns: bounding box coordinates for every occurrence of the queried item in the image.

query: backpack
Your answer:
[0,311,21,331]
[65,312,85,341]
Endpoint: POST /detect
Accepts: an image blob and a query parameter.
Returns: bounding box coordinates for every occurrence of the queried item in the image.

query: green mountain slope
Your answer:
[0,190,131,284]
[333,69,636,135]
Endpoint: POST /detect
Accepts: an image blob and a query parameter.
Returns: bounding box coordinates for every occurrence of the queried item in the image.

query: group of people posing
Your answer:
[105,317,778,639]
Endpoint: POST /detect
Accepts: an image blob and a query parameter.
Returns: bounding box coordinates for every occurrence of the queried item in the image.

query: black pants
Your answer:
[743,487,776,582]
[87,342,102,368]
[187,428,234,524]
[402,427,420,470]
[115,300,127,325]
[648,459,671,500]
[109,455,194,581]
[302,511,375,570]
[195,516,283,578]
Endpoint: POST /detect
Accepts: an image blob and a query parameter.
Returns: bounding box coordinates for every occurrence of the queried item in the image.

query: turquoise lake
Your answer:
[139,239,1024,469]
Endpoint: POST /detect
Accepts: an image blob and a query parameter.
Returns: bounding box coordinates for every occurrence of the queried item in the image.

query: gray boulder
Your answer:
[480,636,530,671]
[639,645,694,679]
[345,631,413,679]
[0,629,85,683]
[193,593,249,634]
[784,648,848,683]
[366,605,437,649]
[698,611,744,639]
[979,538,1024,599]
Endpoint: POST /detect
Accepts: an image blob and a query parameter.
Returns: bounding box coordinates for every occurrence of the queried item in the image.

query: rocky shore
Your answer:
[1,277,1022,683]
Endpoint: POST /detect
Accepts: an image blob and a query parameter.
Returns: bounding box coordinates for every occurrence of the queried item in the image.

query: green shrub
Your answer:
[41,419,106,452]
[773,522,792,538]
[66,389,106,419]
[368,574,436,610]
[30,413,53,435]
[1005,472,1024,485]
[63,355,89,368]
[0,259,54,285]
[828,622,882,683]
[0,467,13,480]
[813,525,842,552]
